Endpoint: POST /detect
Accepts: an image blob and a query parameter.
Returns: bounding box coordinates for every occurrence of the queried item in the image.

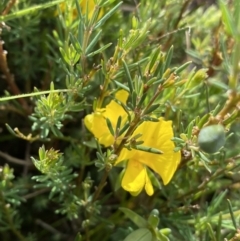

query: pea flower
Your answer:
[84,90,181,196]
[115,119,181,196]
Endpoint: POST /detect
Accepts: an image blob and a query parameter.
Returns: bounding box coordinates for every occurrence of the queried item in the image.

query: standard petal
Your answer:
[103,90,129,126]
[121,159,146,195]
[115,147,134,165]
[84,90,129,147]
[84,112,114,147]
[115,89,129,104]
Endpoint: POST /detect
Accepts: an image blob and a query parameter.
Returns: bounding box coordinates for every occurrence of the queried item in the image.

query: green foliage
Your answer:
[1,0,240,240]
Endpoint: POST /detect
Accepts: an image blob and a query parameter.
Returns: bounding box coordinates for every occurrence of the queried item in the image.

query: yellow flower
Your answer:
[59,0,103,20]
[115,119,181,196]
[84,90,129,147]
[84,90,181,196]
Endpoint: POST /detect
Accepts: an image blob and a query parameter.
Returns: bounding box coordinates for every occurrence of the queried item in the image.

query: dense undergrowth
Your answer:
[1,0,240,241]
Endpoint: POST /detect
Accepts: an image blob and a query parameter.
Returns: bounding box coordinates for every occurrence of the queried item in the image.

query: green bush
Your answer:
[1,0,240,240]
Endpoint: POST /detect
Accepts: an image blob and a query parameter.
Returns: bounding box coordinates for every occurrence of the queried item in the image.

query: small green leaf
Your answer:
[86,30,103,54]
[106,118,115,136]
[123,60,134,93]
[163,45,173,72]
[115,116,122,134]
[118,122,130,136]
[144,104,160,115]
[94,2,123,30]
[123,228,152,241]
[132,145,163,155]
[0,0,64,21]
[174,61,192,74]
[86,43,112,57]
[119,207,148,228]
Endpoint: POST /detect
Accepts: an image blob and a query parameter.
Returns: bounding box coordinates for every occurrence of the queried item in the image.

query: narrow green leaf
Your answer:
[164,45,174,71]
[131,90,137,106]
[182,93,201,99]
[119,207,148,228]
[198,152,212,173]
[0,0,64,21]
[174,61,192,74]
[207,223,217,241]
[115,116,122,134]
[208,78,229,91]
[137,92,148,108]
[143,104,160,115]
[113,81,130,92]
[59,47,70,65]
[75,0,83,19]
[69,33,82,53]
[118,122,130,136]
[187,120,195,140]
[148,47,161,73]
[219,0,236,36]
[216,213,222,241]
[86,43,112,57]
[141,116,159,122]
[96,152,105,163]
[106,118,115,136]
[132,145,163,154]
[94,2,123,30]
[5,124,17,137]
[86,30,102,54]
[227,199,237,230]
[123,60,134,93]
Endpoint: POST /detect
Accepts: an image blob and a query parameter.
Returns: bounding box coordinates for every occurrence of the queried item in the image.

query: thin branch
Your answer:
[23,188,50,199]
[35,219,68,238]
[2,0,17,15]
[0,151,32,166]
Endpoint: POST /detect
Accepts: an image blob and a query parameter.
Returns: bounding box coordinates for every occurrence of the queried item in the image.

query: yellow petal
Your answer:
[115,89,129,104]
[103,90,129,124]
[84,90,129,147]
[80,0,104,19]
[59,0,103,19]
[132,118,181,185]
[84,110,114,146]
[145,169,154,196]
[122,159,144,195]
[122,159,153,196]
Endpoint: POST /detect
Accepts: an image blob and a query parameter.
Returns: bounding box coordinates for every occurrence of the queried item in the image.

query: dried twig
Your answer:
[2,0,17,16]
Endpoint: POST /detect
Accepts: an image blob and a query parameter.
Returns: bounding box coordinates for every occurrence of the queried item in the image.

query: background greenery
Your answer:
[1,0,240,240]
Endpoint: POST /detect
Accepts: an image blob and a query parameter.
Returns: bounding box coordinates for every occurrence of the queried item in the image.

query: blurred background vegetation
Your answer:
[1,0,240,240]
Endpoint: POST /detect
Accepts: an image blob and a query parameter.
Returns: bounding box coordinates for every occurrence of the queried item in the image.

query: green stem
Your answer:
[92,170,109,202]
[0,89,70,102]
